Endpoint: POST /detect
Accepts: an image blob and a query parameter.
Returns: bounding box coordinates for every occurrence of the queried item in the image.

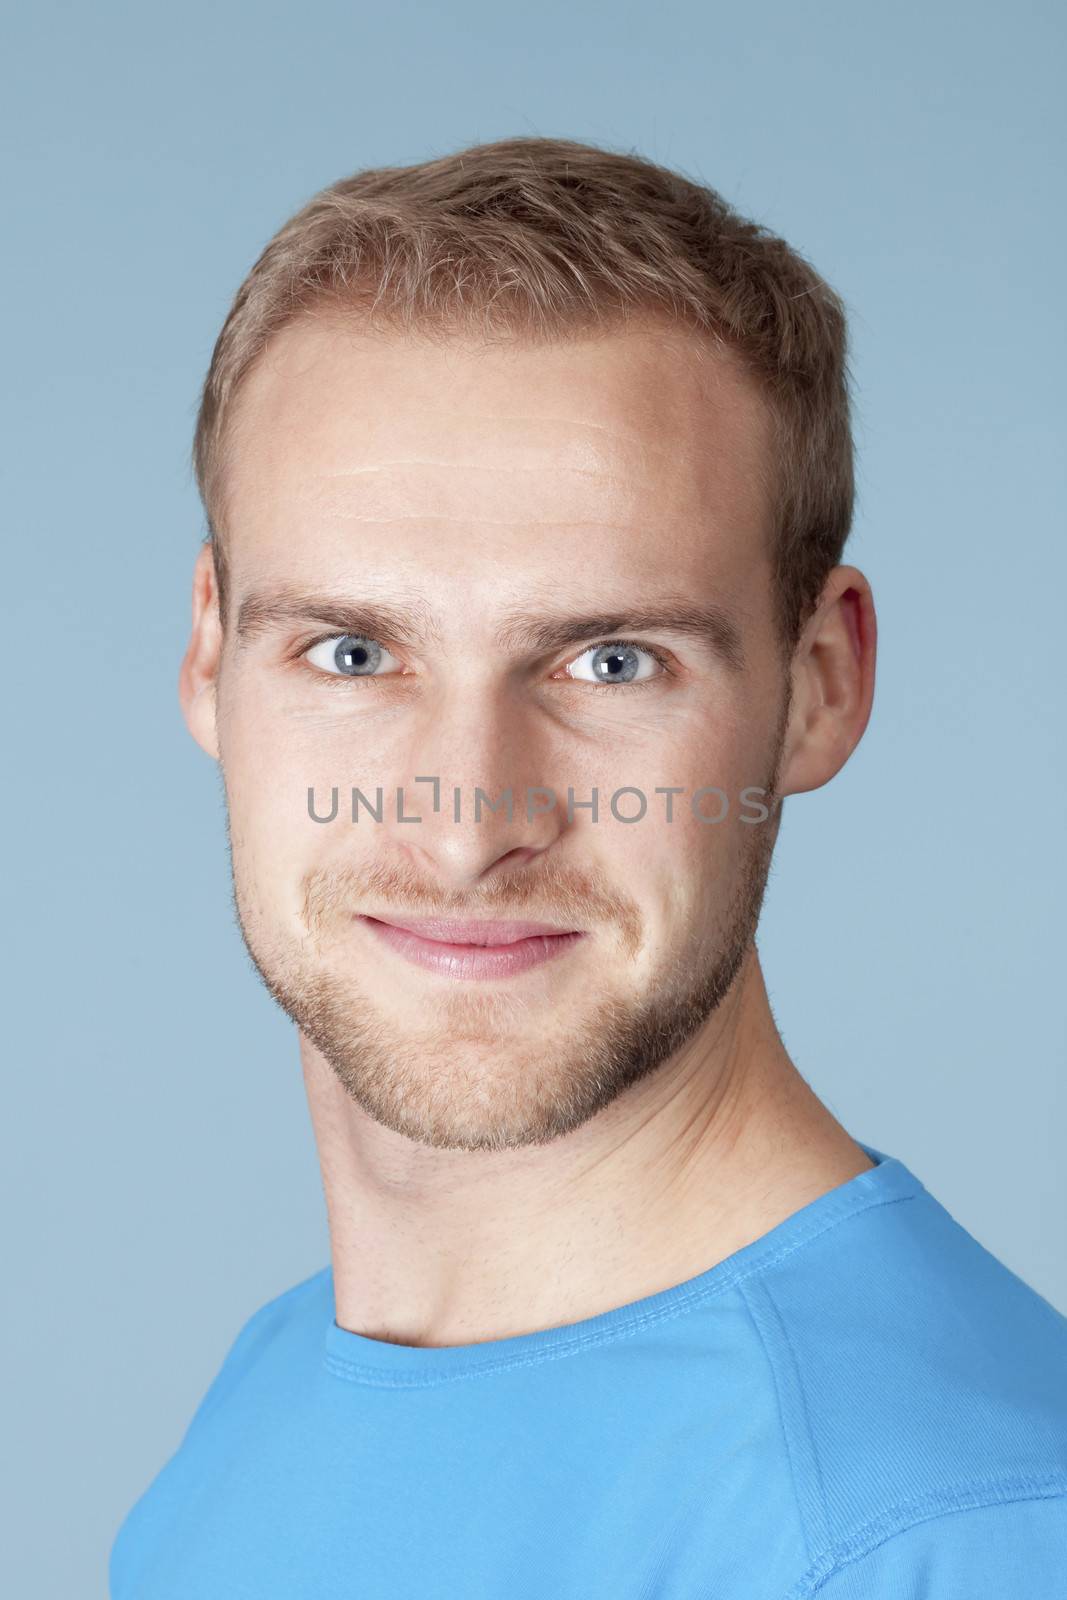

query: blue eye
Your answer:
[565,641,667,686]
[304,634,402,678]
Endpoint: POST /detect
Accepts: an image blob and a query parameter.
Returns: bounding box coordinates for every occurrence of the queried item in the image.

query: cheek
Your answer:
[218,716,324,923]
[585,715,737,807]
[220,668,346,826]
[588,721,757,864]
[219,663,419,821]
[602,799,745,954]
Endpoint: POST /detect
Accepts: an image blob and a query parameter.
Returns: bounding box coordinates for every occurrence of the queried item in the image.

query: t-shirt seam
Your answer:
[738,1273,832,1567]
[323,1187,921,1389]
[780,1474,1067,1599]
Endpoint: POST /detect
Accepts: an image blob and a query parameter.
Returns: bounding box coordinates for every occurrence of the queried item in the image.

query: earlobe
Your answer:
[776,566,877,798]
[178,542,223,762]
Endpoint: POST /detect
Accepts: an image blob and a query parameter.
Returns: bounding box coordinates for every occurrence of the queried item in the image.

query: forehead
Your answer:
[219,313,773,605]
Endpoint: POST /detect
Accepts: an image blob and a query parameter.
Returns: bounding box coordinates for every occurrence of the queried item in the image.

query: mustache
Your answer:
[300,856,644,955]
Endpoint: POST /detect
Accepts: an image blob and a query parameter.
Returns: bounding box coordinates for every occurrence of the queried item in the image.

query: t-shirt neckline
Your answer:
[322,1141,923,1388]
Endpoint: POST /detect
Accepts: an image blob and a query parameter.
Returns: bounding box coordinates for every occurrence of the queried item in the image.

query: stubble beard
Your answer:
[227,709,787,1153]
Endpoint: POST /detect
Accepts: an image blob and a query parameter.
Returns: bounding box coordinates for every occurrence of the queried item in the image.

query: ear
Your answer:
[776,565,877,797]
[178,542,223,761]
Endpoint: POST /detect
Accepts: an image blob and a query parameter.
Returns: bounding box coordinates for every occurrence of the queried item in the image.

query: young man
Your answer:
[110,137,1067,1596]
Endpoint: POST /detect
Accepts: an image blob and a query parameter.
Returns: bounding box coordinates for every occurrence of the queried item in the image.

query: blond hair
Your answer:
[193,135,854,652]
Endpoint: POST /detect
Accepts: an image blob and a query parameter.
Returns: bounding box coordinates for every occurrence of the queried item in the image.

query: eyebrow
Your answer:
[234,587,745,671]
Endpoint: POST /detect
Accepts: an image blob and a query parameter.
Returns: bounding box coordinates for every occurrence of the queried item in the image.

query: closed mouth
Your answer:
[358,916,580,946]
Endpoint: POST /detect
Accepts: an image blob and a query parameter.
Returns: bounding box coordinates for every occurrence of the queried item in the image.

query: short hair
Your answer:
[192,135,854,655]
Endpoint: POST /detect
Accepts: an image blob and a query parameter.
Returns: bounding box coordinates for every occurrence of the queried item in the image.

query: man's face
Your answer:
[201,315,792,1151]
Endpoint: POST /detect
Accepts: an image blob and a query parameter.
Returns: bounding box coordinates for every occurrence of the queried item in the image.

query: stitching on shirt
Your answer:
[780,1473,1067,1599]
[323,1187,920,1388]
[739,1274,832,1567]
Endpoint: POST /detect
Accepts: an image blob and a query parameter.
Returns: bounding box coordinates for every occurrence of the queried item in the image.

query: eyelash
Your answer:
[563,639,674,690]
[293,634,674,691]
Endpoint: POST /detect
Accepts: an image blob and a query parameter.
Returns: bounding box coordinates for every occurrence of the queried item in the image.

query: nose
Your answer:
[376,688,572,894]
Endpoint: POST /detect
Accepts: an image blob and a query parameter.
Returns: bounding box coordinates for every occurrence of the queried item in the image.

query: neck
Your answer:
[301,948,873,1348]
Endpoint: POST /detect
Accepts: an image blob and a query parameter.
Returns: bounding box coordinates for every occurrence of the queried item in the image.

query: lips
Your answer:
[355,914,587,980]
[363,916,577,946]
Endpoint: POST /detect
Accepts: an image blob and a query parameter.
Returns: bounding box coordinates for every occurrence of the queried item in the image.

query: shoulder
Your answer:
[181,1263,332,1438]
[792,1488,1067,1597]
[743,1160,1067,1592]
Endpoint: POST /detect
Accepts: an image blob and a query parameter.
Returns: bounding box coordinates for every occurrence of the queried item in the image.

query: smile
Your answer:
[355,915,587,980]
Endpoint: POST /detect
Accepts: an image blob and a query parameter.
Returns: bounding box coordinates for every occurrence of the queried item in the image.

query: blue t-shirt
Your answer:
[109,1143,1067,1597]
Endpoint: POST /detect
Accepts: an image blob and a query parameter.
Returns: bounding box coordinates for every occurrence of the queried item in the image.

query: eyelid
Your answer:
[299,631,404,678]
[583,637,672,665]
[559,638,673,680]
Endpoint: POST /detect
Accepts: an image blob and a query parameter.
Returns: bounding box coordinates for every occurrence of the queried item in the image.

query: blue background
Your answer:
[4,2,1064,1592]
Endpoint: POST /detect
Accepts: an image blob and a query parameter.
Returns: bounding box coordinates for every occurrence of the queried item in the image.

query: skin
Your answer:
[179,312,877,1348]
